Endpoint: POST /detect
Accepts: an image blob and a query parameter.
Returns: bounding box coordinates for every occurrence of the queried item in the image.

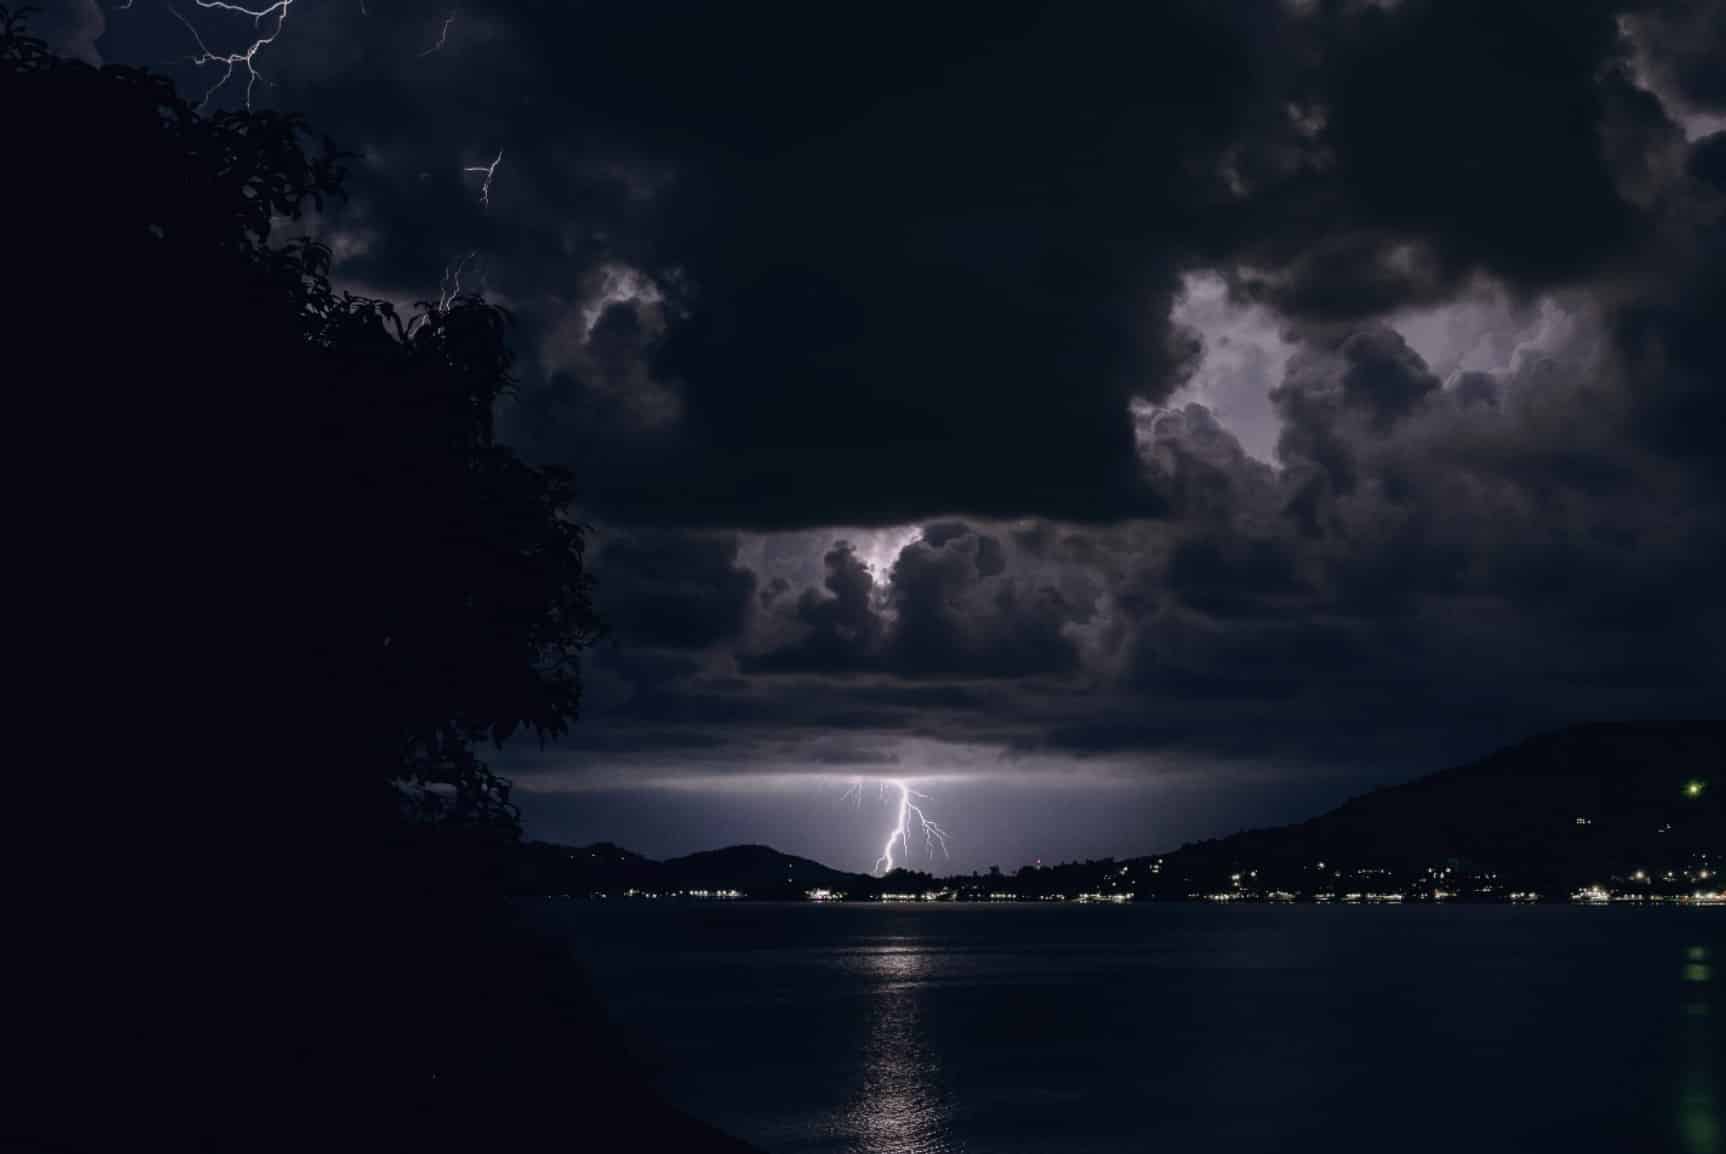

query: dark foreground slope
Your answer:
[15,860,768,1154]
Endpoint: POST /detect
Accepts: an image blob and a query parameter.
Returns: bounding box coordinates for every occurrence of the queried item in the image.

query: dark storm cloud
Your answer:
[548,0,1720,844]
[1026,720,1186,757]
[1692,131,1726,184]
[101,0,1694,525]
[1634,1,1726,110]
[845,684,991,712]
[742,542,883,674]
[1161,534,1306,620]
[609,681,909,734]
[1614,132,1726,478]
[973,535,1007,578]
[571,3,1265,528]
[743,526,1089,679]
[1267,325,1446,533]
[592,531,755,649]
[121,0,1307,528]
[543,669,1017,765]
[1452,372,1502,411]
[28,0,103,64]
[885,531,1085,678]
[588,647,702,694]
[809,742,903,768]
[544,727,729,754]
[1126,613,1358,701]
[921,522,973,550]
[81,0,1726,847]
[1221,0,1660,321]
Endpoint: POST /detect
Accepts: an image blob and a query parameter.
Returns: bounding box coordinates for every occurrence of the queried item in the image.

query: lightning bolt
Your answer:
[870,779,951,876]
[418,10,454,56]
[437,249,479,311]
[168,0,293,111]
[464,150,501,209]
[407,250,482,337]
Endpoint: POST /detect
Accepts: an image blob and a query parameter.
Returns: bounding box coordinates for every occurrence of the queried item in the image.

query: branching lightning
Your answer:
[437,249,479,311]
[168,0,294,111]
[407,250,482,337]
[151,0,506,334]
[418,10,454,56]
[464,150,501,208]
[849,778,951,876]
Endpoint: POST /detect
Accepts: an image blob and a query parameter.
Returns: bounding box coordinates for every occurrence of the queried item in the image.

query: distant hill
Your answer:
[513,840,875,898]
[514,722,1723,900]
[661,844,860,892]
[1150,721,1724,894]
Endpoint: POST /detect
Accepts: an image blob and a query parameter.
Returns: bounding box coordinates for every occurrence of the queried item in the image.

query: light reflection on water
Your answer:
[1680,944,1717,1154]
[550,904,1726,1154]
[836,941,956,1154]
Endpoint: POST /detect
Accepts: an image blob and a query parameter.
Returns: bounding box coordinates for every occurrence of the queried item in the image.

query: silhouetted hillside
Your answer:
[664,845,860,892]
[1154,721,1723,894]
[515,841,874,897]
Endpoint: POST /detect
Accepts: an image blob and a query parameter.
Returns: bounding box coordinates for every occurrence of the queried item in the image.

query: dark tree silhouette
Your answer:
[0,14,761,1154]
[3,4,599,861]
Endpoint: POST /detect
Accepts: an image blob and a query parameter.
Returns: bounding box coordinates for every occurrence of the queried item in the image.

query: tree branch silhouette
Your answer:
[5,2,600,864]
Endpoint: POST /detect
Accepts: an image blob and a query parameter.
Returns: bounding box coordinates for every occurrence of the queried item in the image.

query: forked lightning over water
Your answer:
[842,779,951,876]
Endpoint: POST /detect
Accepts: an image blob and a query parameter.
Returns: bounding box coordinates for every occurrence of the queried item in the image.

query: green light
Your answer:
[1686,780,1706,799]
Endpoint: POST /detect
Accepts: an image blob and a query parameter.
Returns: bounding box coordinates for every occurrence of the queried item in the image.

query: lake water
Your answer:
[531,902,1725,1154]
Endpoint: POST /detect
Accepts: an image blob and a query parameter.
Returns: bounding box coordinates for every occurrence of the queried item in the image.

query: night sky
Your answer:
[49,0,1726,873]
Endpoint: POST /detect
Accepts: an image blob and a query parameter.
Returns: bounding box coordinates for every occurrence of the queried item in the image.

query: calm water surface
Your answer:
[531,903,1725,1154]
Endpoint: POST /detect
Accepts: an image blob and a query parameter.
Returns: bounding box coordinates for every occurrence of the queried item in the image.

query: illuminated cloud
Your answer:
[81,0,1726,864]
